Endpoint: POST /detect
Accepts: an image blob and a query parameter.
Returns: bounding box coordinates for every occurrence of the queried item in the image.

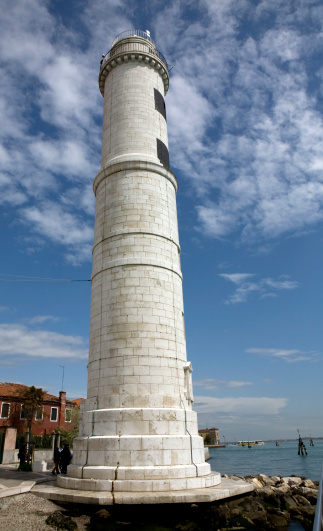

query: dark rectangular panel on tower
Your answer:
[154,88,167,120]
[157,138,169,168]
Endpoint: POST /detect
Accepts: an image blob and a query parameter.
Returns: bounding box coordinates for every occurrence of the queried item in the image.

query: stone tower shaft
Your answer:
[58,31,220,494]
[89,32,185,412]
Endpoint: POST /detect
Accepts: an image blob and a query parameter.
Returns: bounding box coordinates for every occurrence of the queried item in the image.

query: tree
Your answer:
[204,433,212,445]
[21,386,46,460]
[69,406,80,442]
[53,406,80,447]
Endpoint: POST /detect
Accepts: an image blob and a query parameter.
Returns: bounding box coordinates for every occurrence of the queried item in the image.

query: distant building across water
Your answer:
[199,427,221,445]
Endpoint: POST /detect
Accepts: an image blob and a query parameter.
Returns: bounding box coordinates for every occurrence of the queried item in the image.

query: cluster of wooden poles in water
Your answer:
[273,430,315,455]
[297,429,314,456]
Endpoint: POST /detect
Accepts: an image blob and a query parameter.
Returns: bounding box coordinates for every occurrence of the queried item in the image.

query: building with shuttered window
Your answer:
[0,382,83,462]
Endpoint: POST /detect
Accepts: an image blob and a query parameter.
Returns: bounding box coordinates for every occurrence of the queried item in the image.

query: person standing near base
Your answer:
[52,446,60,475]
[18,442,26,468]
[60,443,72,474]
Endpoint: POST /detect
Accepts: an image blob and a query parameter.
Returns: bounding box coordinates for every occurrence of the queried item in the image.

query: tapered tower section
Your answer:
[58,30,220,495]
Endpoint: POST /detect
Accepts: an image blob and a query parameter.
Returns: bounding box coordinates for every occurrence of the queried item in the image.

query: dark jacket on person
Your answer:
[53,447,60,462]
[60,444,72,473]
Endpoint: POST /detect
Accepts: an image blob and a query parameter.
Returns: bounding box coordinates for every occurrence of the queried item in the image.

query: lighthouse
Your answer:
[57,30,222,501]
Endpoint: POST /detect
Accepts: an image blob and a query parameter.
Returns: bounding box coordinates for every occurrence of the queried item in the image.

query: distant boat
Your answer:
[237,441,265,446]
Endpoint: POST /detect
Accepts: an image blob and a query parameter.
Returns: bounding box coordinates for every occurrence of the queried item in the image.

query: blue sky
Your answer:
[1,0,322,441]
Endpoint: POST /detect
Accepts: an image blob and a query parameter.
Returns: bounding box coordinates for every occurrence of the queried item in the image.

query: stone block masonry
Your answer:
[54,31,222,500]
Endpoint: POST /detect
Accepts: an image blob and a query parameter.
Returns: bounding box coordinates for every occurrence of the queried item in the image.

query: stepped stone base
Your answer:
[33,475,253,505]
[63,412,217,494]
[57,467,220,492]
[65,463,212,481]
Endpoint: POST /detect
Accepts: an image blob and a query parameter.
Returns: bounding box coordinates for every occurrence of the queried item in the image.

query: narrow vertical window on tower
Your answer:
[156,138,169,167]
[154,88,167,120]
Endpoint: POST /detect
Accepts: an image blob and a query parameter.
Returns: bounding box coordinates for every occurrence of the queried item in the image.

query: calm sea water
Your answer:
[208,439,323,481]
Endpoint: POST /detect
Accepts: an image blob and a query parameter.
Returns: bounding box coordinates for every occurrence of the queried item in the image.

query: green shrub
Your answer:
[204,434,212,445]
[33,434,52,448]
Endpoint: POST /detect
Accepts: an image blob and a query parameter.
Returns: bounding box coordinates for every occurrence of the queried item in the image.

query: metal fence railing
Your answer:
[101,30,169,72]
[111,30,155,47]
[313,464,323,531]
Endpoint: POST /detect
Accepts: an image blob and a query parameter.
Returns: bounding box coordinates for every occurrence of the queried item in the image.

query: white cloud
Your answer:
[219,273,298,303]
[0,173,28,206]
[39,57,98,130]
[194,378,253,391]
[0,0,111,263]
[2,0,323,262]
[0,0,54,68]
[61,184,95,216]
[28,139,96,180]
[263,278,299,290]
[25,315,61,325]
[228,380,253,389]
[194,395,287,416]
[155,0,323,244]
[246,348,319,363]
[219,273,255,285]
[21,203,93,263]
[0,323,88,359]
[167,74,214,154]
[196,205,239,239]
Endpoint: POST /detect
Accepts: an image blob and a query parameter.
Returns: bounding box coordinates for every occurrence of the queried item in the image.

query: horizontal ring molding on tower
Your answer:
[93,161,178,196]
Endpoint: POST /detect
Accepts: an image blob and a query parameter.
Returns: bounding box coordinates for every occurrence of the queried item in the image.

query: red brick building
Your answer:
[0,382,79,437]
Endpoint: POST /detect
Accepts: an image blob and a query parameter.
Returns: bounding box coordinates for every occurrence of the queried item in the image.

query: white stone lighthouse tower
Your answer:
[57,30,221,500]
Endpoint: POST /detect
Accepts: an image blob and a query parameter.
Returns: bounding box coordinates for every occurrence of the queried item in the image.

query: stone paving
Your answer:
[0,464,54,499]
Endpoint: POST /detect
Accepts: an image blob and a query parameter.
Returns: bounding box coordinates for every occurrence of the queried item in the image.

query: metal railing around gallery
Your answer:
[101,29,169,72]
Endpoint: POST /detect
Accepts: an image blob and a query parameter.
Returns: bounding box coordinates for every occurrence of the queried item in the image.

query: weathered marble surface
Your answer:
[62,31,219,497]
[33,474,250,505]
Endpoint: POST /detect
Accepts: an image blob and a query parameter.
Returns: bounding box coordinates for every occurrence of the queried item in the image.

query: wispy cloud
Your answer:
[0,0,130,264]
[25,315,61,325]
[246,347,319,363]
[2,0,323,261]
[155,0,323,245]
[194,378,253,391]
[219,273,298,303]
[0,324,88,359]
[194,395,287,416]
[220,273,255,285]
[21,203,93,264]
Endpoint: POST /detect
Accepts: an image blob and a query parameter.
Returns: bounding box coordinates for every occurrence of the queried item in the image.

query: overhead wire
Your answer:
[0,273,90,282]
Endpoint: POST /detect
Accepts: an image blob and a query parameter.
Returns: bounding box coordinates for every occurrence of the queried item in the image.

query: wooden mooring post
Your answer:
[297,429,307,456]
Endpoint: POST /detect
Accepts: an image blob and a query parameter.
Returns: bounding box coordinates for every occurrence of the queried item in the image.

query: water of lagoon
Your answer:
[208,439,323,481]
